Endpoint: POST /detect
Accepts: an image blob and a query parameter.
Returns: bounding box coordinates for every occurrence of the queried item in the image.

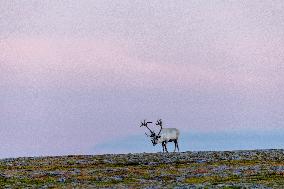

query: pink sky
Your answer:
[1,1,284,158]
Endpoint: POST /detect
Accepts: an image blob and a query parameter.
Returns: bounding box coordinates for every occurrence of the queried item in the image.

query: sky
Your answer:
[1,1,284,158]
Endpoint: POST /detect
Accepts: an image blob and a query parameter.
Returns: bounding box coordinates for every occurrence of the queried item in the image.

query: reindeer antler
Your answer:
[156,119,163,136]
[140,120,152,127]
[140,119,154,136]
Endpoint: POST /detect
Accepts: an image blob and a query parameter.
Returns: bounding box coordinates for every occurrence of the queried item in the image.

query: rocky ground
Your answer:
[1,149,284,188]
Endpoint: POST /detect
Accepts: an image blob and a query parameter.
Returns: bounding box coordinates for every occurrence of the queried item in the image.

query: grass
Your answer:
[1,150,284,188]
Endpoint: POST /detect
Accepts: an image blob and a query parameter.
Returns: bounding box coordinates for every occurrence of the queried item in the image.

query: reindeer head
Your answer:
[151,135,161,146]
[143,119,163,146]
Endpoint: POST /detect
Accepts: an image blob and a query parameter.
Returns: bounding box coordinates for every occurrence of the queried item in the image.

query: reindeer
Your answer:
[140,119,180,153]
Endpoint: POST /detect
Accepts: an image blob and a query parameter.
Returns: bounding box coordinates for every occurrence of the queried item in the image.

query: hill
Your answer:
[1,149,284,188]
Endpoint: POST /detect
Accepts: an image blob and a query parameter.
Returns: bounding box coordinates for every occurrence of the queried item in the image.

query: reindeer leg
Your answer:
[174,140,177,152]
[165,142,168,153]
[162,142,165,153]
[176,140,179,152]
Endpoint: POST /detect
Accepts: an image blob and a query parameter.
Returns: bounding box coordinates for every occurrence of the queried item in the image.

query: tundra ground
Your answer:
[1,149,284,188]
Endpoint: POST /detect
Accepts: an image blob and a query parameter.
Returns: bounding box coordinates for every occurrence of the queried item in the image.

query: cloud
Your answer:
[1,36,282,94]
[0,36,224,91]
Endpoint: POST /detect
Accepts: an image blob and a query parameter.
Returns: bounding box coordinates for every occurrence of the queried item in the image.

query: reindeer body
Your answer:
[153,128,179,152]
[156,128,179,143]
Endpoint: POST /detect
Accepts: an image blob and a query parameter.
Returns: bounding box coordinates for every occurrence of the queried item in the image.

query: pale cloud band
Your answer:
[1,36,282,92]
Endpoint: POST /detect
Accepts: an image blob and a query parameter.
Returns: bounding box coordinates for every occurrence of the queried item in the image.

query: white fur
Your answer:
[156,128,179,143]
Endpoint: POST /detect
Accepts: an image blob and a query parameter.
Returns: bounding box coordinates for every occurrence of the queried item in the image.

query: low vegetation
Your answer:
[1,149,284,188]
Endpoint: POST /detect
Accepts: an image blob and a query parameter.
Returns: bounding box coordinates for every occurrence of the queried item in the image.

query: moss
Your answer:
[222,186,242,189]
[165,168,179,175]
[2,151,284,187]
[0,176,57,188]
[185,172,284,186]
[92,177,137,187]
[185,176,219,184]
